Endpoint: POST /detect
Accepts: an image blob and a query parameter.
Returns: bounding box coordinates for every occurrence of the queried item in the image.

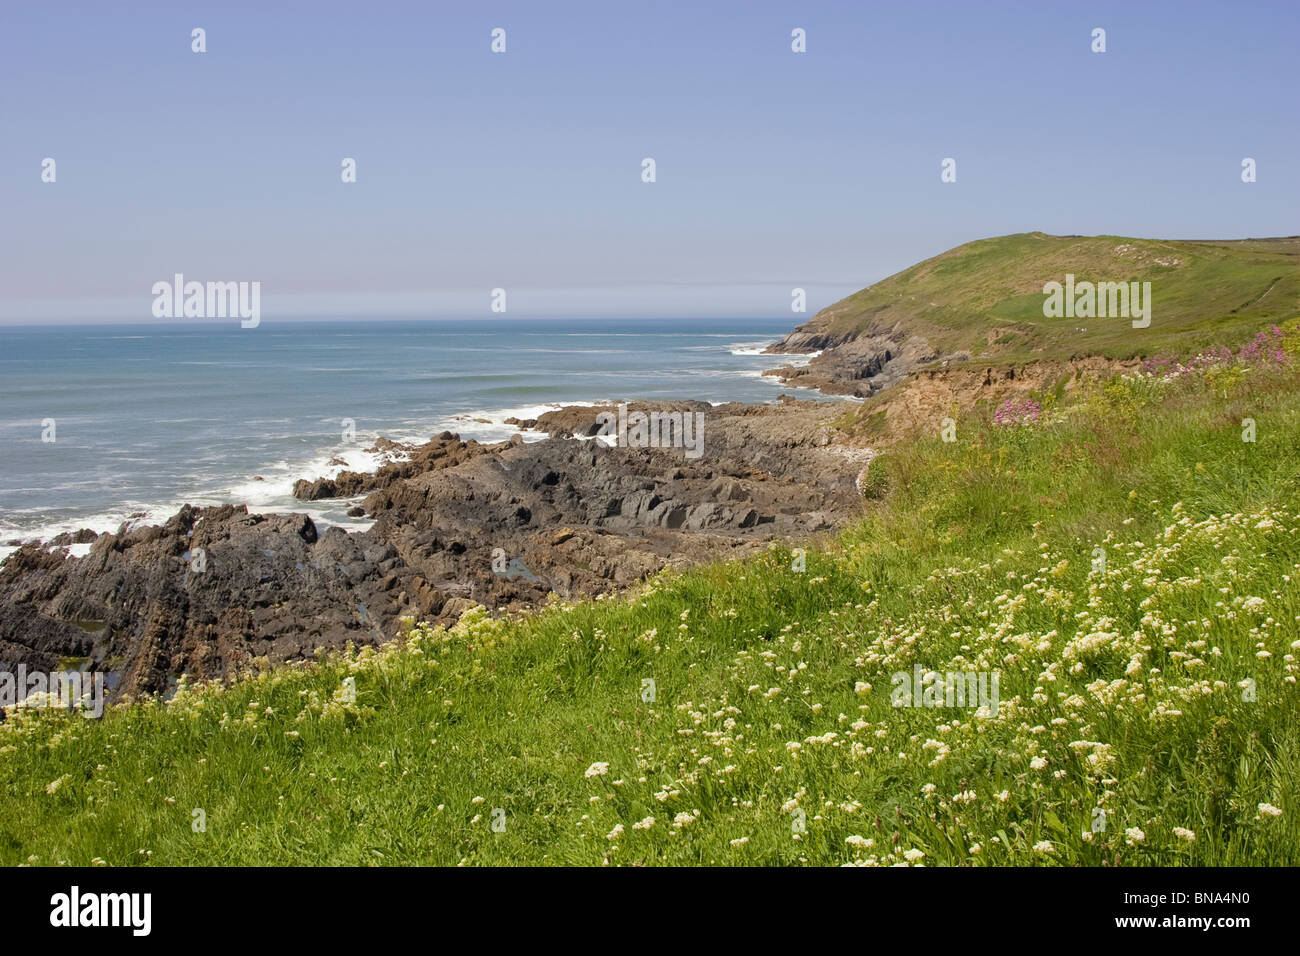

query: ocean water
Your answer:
[0,318,835,553]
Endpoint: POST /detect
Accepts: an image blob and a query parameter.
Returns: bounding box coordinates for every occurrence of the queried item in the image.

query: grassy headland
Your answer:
[799,232,1299,366]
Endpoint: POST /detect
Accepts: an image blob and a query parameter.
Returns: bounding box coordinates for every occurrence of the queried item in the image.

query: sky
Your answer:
[1,0,1296,323]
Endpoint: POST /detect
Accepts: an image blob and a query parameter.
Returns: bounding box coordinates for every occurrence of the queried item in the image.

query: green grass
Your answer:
[809,232,1300,366]
[2,336,1299,866]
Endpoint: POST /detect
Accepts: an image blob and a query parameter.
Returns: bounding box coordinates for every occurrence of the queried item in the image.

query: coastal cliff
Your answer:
[760,232,1299,395]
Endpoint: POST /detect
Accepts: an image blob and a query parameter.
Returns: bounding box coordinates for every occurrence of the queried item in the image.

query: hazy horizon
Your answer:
[3,0,1297,324]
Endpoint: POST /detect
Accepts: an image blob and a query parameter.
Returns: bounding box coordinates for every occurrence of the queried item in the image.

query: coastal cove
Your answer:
[0,316,864,698]
[0,317,832,551]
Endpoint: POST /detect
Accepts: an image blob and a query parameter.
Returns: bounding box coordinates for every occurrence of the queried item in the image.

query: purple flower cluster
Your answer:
[1142,326,1288,379]
[994,397,1041,427]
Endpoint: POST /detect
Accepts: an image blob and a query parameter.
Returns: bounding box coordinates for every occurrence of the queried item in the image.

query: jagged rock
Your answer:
[292,433,495,501]
[48,529,98,546]
[763,330,942,398]
[0,400,868,699]
[0,505,420,699]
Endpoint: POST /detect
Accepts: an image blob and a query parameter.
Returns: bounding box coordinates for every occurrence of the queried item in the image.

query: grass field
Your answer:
[2,321,1298,866]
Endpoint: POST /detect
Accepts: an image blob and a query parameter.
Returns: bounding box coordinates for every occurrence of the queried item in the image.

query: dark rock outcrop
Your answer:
[0,400,869,699]
[763,326,945,398]
[0,505,425,698]
[292,433,491,500]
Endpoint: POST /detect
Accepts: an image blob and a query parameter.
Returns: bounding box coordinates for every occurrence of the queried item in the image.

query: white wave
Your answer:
[728,340,777,356]
[0,502,176,556]
[775,349,822,367]
[431,400,609,444]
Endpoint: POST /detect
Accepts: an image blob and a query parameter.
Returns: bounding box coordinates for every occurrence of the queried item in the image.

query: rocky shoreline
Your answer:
[761,320,954,398]
[0,310,1124,702]
[0,393,876,699]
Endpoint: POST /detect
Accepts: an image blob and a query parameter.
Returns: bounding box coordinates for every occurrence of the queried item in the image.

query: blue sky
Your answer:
[1,0,1296,322]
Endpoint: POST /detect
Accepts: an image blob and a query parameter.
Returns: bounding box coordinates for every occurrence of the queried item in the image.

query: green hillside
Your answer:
[807,233,1299,364]
[3,321,1298,866]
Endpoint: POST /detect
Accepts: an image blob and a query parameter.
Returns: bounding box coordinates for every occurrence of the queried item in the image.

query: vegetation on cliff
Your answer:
[781,233,1299,366]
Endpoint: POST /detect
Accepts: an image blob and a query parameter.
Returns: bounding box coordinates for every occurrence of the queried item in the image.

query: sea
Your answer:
[0,317,838,559]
